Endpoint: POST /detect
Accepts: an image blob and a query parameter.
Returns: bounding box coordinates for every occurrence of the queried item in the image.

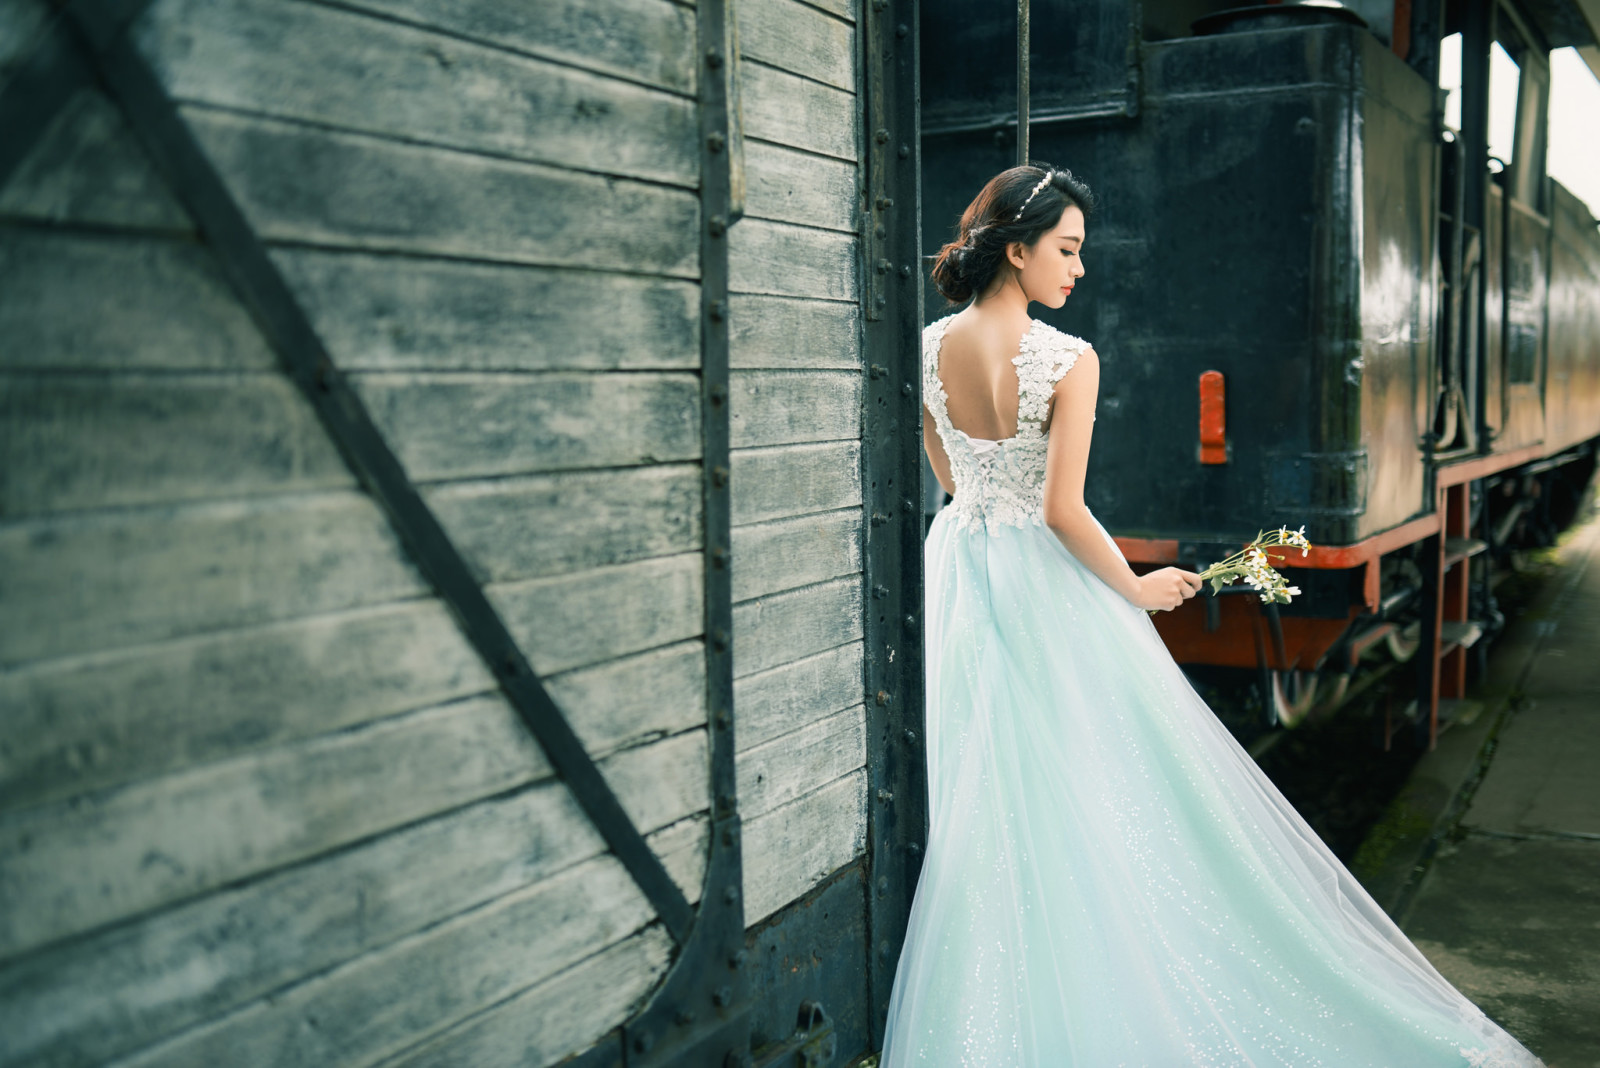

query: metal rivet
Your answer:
[904,729,917,743]
[707,131,725,152]
[873,584,889,600]
[878,788,894,802]
[900,264,913,278]
[902,382,914,396]
[633,1033,653,1053]
[728,950,747,970]
[710,382,728,404]
[712,628,729,651]
[903,614,916,630]
[896,22,909,37]
[877,196,894,210]
[708,215,726,237]
[874,127,889,144]
[712,545,729,568]
[713,985,733,1007]
[712,465,729,487]
[908,841,922,855]
[675,1009,696,1026]
[716,708,731,730]
[706,47,724,68]
[898,143,910,158]
[869,363,888,379]
[723,886,740,905]
[902,497,915,513]
[708,299,726,321]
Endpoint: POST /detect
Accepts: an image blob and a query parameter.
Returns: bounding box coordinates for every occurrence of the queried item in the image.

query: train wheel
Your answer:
[1269,669,1320,728]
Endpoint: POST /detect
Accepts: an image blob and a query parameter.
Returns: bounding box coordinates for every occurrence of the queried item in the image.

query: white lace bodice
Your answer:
[923,313,1092,535]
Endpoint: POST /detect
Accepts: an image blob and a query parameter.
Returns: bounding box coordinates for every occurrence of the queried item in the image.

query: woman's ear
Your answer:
[1005,240,1026,271]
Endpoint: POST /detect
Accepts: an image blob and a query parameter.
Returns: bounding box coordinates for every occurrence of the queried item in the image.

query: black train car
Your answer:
[922,0,1600,741]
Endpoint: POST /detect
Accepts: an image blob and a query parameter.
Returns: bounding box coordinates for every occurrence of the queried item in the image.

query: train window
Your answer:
[1487,40,1520,174]
[1548,48,1600,220]
[1440,32,1462,132]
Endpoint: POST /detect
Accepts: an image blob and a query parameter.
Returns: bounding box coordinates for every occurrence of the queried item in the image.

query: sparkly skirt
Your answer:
[878,509,1543,1067]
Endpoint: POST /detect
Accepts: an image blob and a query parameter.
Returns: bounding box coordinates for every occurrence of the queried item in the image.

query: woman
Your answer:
[878,163,1542,1067]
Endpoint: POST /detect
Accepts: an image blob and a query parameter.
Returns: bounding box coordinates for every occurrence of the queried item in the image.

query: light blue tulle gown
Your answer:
[878,313,1543,1068]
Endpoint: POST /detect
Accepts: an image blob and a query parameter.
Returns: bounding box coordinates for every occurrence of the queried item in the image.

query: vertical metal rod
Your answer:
[1460,0,1492,452]
[1017,0,1030,165]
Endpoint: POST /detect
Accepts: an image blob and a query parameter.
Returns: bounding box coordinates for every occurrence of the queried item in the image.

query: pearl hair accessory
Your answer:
[1012,169,1054,221]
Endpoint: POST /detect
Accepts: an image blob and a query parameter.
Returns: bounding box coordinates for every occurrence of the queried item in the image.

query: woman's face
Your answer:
[1009,204,1086,308]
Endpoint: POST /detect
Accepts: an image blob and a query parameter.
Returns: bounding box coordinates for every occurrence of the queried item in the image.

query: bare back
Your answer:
[935,311,1057,440]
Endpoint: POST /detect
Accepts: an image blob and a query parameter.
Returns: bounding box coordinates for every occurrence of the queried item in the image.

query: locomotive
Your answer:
[923,0,1600,745]
[2,1,1596,1068]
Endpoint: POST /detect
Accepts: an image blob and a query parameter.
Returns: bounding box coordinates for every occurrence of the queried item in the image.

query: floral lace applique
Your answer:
[922,314,1092,535]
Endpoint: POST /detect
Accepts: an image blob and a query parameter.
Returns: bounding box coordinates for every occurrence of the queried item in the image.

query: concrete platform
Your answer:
[1369,505,1600,1067]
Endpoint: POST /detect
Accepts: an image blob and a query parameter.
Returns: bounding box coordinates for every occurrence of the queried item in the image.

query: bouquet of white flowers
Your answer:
[1197,526,1313,605]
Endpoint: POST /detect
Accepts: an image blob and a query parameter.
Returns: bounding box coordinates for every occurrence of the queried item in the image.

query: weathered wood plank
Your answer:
[793,0,854,25]
[489,552,701,677]
[730,370,861,448]
[728,294,860,370]
[732,575,862,678]
[0,692,707,961]
[352,372,700,481]
[377,925,673,1068]
[0,782,705,1068]
[743,768,866,924]
[729,440,861,526]
[736,705,865,822]
[0,491,427,669]
[729,218,858,301]
[738,0,854,92]
[138,0,698,187]
[0,230,274,372]
[731,508,859,602]
[184,108,698,275]
[336,0,697,95]
[742,140,856,233]
[734,641,864,753]
[0,373,352,517]
[112,830,700,1068]
[546,639,706,757]
[738,60,856,161]
[274,251,699,372]
[0,601,491,815]
[428,464,701,584]
[0,88,192,231]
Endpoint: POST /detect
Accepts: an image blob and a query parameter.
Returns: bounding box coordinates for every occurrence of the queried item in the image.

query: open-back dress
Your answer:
[876,312,1543,1067]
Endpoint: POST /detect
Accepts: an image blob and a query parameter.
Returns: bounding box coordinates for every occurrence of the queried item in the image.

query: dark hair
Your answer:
[929,162,1095,305]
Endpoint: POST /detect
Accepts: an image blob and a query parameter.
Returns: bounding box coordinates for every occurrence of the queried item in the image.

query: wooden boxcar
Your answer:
[0,0,924,1065]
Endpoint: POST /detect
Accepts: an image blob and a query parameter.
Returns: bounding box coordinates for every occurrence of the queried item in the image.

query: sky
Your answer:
[1439,33,1600,221]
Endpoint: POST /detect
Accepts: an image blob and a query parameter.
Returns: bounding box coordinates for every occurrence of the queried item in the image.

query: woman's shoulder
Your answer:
[1022,320,1095,377]
[921,312,959,340]
[1028,318,1093,354]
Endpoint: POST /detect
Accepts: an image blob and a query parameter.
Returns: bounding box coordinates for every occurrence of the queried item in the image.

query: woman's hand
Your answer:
[1134,567,1204,612]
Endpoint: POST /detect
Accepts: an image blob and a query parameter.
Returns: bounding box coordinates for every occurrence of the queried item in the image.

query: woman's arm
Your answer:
[1041,348,1200,611]
[923,404,955,498]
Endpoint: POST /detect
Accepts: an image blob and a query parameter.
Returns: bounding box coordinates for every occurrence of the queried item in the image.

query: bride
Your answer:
[877,163,1543,1067]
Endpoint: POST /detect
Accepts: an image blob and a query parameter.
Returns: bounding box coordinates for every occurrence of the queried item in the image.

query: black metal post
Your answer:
[862,0,927,1049]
